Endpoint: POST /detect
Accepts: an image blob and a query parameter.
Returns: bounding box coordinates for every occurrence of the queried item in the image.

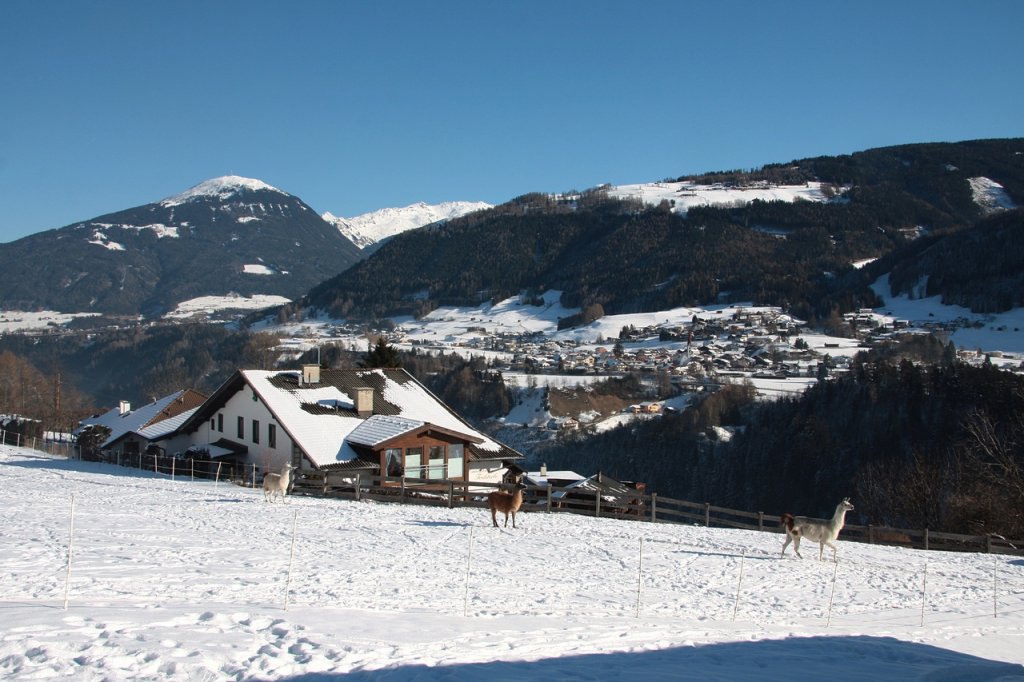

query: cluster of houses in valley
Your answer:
[391,307,853,381]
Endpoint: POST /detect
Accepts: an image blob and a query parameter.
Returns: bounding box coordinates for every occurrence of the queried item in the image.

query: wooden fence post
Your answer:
[400,476,406,503]
[868,525,875,544]
[704,502,710,527]
[448,480,454,508]
[986,534,992,553]
[650,493,657,523]
[546,484,552,513]
[355,473,361,501]
[758,511,764,531]
[595,490,601,518]
[924,528,929,551]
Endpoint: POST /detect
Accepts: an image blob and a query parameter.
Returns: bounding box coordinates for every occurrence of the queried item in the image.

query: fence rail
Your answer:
[7,427,1022,557]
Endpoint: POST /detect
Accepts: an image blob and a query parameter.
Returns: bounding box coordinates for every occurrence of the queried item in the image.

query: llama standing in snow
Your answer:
[781,497,854,561]
[263,463,294,503]
[488,477,527,528]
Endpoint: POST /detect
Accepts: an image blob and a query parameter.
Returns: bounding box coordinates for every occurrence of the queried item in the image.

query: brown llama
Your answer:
[488,476,527,528]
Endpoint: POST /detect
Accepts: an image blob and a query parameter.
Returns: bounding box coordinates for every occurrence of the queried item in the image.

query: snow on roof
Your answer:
[160,176,284,207]
[137,407,200,440]
[244,371,363,468]
[241,368,504,469]
[373,369,502,454]
[347,415,425,448]
[79,391,188,447]
[523,470,585,488]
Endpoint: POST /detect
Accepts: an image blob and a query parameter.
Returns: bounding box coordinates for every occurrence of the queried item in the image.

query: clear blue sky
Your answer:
[2,0,1022,243]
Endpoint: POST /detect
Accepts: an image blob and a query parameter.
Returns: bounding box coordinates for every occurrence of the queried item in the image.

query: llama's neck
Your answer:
[829,506,849,531]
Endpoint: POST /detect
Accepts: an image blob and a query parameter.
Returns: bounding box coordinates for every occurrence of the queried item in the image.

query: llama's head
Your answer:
[840,497,854,512]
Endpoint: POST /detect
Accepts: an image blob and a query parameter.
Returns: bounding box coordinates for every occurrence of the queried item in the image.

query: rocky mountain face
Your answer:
[0,177,363,316]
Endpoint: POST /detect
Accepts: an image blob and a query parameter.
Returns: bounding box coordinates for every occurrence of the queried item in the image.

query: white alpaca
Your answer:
[263,463,294,503]
[781,497,854,561]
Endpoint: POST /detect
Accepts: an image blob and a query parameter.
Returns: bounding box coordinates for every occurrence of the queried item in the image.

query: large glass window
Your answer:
[252,419,260,444]
[385,448,403,477]
[405,447,423,478]
[237,416,244,439]
[428,446,445,479]
[268,424,277,449]
[447,443,464,479]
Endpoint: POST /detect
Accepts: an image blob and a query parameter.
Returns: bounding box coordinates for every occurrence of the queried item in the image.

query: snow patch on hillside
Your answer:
[608,180,829,215]
[0,310,101,332]
[165,293,291,319]
[969,176,1017,213]
[91,222,181,238]
[243,264,278,275]
[87,231,125,250]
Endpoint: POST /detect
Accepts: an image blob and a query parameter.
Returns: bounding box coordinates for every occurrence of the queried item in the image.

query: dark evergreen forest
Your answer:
[538,338,1024,537]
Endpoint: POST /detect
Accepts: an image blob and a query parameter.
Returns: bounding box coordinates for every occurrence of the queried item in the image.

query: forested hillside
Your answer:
[307,139,1024,325]
[539,338,1024,537]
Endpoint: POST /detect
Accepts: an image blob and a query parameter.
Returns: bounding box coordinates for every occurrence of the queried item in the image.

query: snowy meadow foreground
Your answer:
[1,447,1023,681]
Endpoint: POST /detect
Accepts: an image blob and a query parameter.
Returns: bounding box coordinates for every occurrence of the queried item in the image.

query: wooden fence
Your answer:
[288,471,1024,556]
[8,429,1022,557]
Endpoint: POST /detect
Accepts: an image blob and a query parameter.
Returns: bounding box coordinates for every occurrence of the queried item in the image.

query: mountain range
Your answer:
[303,138,1024,324]
[1,139,1022,324]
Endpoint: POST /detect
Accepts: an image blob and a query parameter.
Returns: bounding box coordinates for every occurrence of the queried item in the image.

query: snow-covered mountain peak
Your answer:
[323,200,491,249]
[161,176,285,207]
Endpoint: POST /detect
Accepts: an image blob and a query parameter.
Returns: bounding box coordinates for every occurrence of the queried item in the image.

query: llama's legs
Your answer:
[824,540,837,562]
[511,511,517,529]
[781,534,792,557]
[792,534,803,559]
[491,509,499,527]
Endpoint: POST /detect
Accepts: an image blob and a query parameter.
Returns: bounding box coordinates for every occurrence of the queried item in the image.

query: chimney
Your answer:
[119,400,131,416]
[355,387,374,417]
[540,463,548,477]
[302,364,320,385]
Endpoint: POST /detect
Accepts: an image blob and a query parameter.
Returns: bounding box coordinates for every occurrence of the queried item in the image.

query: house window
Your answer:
[237,416,244,439]
[252,419,260,444]
[447,443,464,479]
[385,447,402,477]
[428,445,445,480]
[268,424,276,449]
[210,418,215,431]
[217,413,223,432]
[405,447,423,478]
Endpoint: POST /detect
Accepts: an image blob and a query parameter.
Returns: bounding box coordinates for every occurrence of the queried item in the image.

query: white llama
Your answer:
[263,462,294,503]
[781,497,854,561]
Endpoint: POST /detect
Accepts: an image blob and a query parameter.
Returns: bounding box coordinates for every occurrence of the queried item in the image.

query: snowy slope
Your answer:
[607,180,830,215]
[323,201,491,249]
[1,446,1022,680]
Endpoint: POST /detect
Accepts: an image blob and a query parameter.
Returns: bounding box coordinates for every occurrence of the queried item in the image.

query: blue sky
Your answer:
[1,0,1022,243]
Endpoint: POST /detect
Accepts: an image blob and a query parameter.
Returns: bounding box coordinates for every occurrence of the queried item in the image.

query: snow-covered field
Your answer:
[2,446,1023,681]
